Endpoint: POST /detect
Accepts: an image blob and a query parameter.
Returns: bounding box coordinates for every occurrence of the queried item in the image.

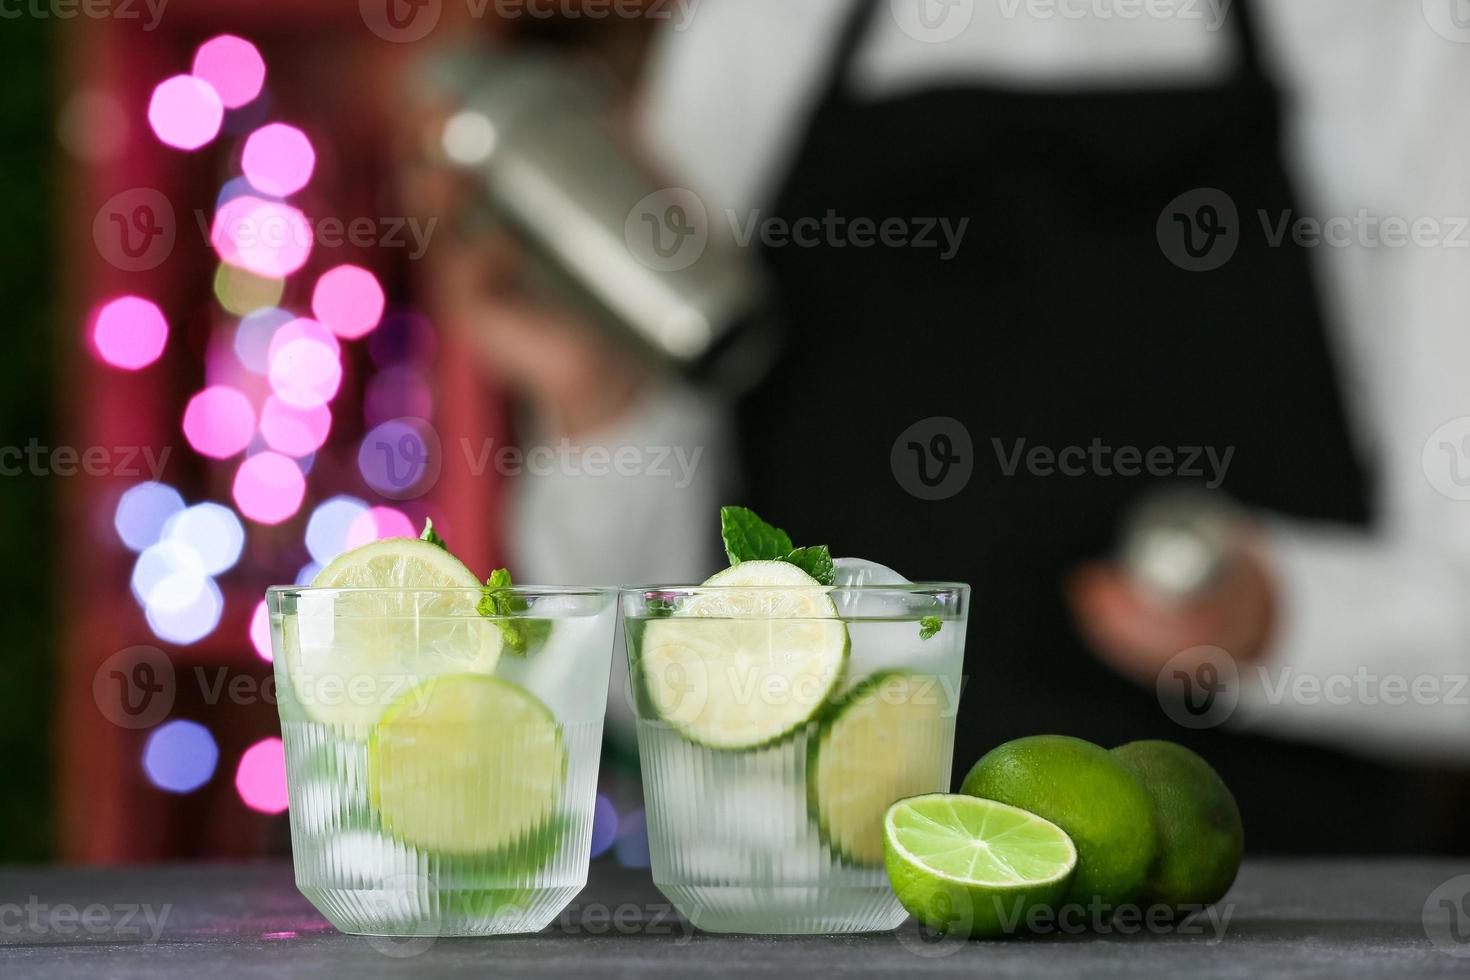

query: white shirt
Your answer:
[513,0,1470,761]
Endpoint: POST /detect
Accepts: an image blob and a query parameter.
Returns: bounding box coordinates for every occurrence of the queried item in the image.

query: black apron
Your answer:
[742,0,1454,852]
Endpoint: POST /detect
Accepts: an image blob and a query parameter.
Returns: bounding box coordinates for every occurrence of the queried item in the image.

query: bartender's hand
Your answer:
[427,233,651,437]
[402,116,650,438]
[1068,544,1278,687]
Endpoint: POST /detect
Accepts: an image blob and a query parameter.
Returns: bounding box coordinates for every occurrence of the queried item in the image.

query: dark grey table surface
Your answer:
[2,860,1469,978]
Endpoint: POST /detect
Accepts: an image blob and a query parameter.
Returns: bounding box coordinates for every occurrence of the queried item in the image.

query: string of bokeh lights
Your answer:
[87,34,636,864]
[97,34,405,817]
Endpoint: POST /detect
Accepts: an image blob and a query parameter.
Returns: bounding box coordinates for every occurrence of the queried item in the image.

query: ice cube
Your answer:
[831,557,910,588]
[830,557,917,619]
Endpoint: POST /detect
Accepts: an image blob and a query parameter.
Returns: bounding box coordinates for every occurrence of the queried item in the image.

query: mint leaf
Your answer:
[919,616,942,641]
[420,518,448,551]
[784,545,834,587]
[720,506,793,565]
[478,568,550,657]
[719,506,836,585]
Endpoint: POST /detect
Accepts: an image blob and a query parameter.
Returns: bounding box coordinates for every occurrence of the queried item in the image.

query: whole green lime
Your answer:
[1110,740,1243,910]
[960,735,1156,909]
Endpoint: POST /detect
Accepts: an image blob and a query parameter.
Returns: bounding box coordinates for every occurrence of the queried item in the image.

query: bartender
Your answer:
[432,0,1470,852]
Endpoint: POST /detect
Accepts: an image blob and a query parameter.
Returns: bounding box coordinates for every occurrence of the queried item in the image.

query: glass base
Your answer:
[301,884,582,937]
[656,883,908,934]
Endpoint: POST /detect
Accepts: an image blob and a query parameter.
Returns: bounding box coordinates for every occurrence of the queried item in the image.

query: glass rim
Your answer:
[621,582,970,594]
[266,585,618,597]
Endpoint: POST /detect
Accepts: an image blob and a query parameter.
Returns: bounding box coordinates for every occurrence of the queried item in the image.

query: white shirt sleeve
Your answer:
[1231,0,1470,761]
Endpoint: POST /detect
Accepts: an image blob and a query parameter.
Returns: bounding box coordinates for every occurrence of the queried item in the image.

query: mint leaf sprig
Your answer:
[719,506,835,586]
[420,518,448,550]
[478,568,551,657]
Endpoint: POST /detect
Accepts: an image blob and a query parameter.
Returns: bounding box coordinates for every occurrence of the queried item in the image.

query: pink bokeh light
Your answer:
[249,599,272,662]
[312,266,385,340]
[235,737,289,814]
[147,75,224,151]
[92,297,168,370]
[211,195,313,279]
[232,452,306,525]
[268,337,342,409]
[243,124,316,197]
[259,396,331,457]
[191,36,266,110]
[267,316,340,359]
[182,386,256,459]
[345,506,416,549]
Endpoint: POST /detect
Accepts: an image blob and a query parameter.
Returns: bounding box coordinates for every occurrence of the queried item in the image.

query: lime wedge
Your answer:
[310,536,481,589]
[368,674,565,854]
[637,560,848,750]
[282,538,500,726]
[810,671,952,866]
[884,794,1077,938]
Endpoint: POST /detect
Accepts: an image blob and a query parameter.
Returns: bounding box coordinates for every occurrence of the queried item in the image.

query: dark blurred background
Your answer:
[6,1,1470,866]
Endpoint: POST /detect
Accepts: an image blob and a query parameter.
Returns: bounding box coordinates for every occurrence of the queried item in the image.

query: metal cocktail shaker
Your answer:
[1121,489,1243,604]
[425,49,773,389]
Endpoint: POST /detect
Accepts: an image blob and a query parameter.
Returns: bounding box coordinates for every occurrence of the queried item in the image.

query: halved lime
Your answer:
[637,560,848,749]
[884,794,1077,938]
[282,538,501,726]
[368,673,565,854]
[809,671,952,866]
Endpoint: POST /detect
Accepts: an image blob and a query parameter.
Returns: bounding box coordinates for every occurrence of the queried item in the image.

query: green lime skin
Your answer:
[1110,740,1243,911]
[960,735,1156,910]
[885,838,1074,939]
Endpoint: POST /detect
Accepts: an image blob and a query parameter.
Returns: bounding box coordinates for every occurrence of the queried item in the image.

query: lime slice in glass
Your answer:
[368,673,565,854]
[810,671,951,865]
[884,794,1077,938]
[638,560,848,750]
[282,538,500,726]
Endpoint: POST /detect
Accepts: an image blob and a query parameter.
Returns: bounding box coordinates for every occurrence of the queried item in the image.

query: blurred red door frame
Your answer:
[55,4,508,862]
